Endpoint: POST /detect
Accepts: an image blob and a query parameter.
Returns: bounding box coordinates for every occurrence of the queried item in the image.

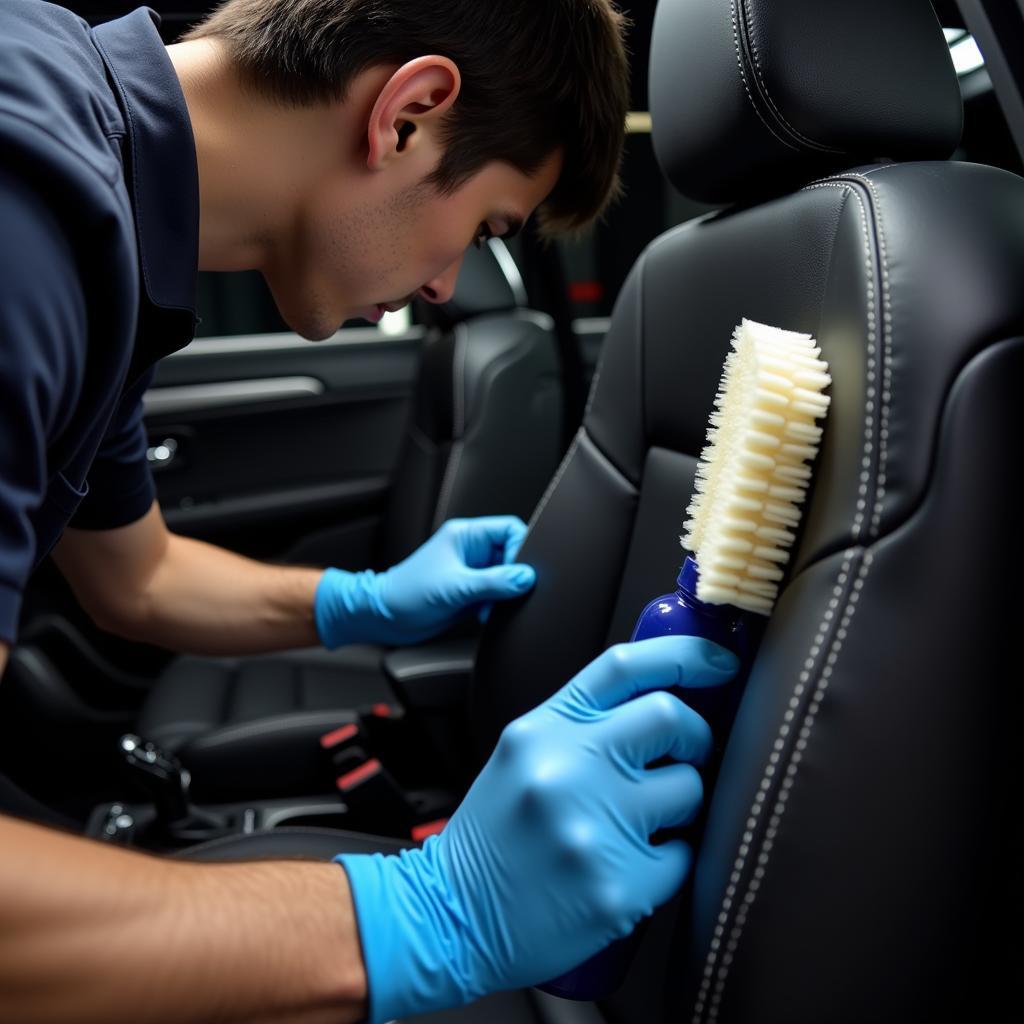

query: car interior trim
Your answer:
[142,376,326,416]
[163,326,429,359]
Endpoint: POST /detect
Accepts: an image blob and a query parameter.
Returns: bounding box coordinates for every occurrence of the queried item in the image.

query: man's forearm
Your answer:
[0,814,367,1024]
[129,531,323,656]
[56,505,325,657]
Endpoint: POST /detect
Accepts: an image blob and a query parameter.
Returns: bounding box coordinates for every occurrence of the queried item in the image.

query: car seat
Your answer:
[134,239,565,801]
[183,0,1024,1020]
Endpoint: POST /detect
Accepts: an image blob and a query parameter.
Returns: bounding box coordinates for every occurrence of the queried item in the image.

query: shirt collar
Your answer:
[91,7,199,368]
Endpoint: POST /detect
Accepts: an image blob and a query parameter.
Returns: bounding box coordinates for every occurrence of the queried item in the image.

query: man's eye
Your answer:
[473,224,495,249]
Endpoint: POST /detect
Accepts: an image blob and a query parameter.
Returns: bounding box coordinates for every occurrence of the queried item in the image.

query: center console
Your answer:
[87,637,478,854]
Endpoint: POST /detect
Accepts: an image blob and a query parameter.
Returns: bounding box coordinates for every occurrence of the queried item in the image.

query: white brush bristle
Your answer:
[683,319,832,616]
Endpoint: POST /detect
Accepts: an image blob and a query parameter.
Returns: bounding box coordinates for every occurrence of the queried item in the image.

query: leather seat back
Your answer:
[472,1,1024,1020]
[377,240,562,566]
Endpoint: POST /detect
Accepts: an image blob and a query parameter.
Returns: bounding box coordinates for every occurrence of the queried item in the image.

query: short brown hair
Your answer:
[184,0,630,235]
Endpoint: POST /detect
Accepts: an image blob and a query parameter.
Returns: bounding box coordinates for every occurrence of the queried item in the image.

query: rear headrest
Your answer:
[651,0,963,204]
[417,238,525,331]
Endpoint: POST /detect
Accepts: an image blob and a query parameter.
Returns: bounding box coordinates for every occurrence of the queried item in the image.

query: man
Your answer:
[0,1,739,1020]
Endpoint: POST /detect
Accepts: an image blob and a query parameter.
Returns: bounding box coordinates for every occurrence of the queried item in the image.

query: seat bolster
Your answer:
[136,655,236,751]
[434,313,563,528]
[178,825,411,862]
[473,431,638,761]
[458,311,558,427]
[682,339,1024,1022]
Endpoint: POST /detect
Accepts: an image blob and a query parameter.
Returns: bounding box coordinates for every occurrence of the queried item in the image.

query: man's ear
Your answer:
[366,56,461,171]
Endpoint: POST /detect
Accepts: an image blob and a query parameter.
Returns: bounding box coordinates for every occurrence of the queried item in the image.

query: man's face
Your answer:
[262,152,563,341]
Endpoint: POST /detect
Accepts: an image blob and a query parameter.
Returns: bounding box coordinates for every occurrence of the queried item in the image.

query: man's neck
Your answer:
[166,38,333,273]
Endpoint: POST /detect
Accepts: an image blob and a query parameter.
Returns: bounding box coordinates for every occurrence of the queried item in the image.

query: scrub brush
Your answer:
[539,318,832,1003]
[682,318,832,615]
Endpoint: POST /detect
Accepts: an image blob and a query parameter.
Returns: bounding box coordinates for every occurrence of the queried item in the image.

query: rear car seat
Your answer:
[135,240,564,800]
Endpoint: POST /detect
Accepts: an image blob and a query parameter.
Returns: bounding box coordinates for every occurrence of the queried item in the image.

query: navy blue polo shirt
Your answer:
[0,1,198,643]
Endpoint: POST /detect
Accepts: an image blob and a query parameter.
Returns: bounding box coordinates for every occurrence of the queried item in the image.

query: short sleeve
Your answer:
[70,367,156,531]
[0,168,85,643]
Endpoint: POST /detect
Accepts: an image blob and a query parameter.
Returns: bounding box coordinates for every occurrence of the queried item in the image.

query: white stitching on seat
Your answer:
[730,0,799,151]
[692,179,892,1023]
[843,175,893,535]
[433,322,468,529]
[832,164,902,177]
[803,183,879,542]
[694,549,873,1024]
[740,0,843,154]
[527,428,583,532]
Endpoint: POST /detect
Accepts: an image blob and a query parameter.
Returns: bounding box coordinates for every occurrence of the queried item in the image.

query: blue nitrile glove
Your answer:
[336,635,739,1024]
[314,516,534,648]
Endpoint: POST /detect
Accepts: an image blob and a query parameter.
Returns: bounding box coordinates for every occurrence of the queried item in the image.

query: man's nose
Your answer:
[419,254,464,305]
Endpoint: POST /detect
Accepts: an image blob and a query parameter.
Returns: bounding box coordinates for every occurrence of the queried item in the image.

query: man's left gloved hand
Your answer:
[314,516,535,648]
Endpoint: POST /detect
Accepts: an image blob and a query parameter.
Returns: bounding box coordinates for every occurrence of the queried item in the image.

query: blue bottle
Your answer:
[537,555,750,1001]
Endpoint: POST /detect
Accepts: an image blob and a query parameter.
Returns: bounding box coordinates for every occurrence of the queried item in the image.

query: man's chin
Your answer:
[282,309,341,342]
[295,322,338,342]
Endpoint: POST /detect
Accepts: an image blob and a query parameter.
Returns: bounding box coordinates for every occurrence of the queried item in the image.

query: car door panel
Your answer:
[145,329,424,560]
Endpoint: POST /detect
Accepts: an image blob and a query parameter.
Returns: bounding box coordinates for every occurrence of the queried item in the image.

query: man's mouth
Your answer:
[363,301,409,324]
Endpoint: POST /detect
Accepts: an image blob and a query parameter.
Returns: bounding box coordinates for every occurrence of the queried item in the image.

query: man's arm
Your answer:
[0,812,367,1024]
[54,502,322,657]
[55,503,536,657]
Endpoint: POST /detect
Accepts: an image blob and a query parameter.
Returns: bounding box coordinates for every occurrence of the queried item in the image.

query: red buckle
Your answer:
[336,758,382,791]
[411,818,449,842]
[320,723,359,750]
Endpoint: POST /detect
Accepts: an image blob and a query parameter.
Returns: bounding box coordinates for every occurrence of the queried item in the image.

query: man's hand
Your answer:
[336,635,740,1024]
[314,516,535,648]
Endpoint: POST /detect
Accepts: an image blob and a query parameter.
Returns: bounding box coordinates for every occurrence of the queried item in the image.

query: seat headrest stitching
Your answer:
[693,181,893,1020]
[825,164,900,179]
[730,0,800,152]
[740,0,843,154]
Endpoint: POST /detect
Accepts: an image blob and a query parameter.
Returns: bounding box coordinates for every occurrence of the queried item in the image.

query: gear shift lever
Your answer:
[119,734,227,844]
[120,734,192,823]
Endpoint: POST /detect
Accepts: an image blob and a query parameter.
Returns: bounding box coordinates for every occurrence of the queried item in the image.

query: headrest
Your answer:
[650,0,963,204]
[417,239,524,331]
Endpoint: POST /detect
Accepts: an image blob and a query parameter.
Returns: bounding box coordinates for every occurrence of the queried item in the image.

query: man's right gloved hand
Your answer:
[336,635,739,1024]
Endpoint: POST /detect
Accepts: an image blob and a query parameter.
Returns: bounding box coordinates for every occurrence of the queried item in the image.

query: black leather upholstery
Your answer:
[376,308,564,568]
[461,2,1022,1021]
[651,0,963,203]
[135,242,563,800]
[136,646,384,800]
[181,825,410,862]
